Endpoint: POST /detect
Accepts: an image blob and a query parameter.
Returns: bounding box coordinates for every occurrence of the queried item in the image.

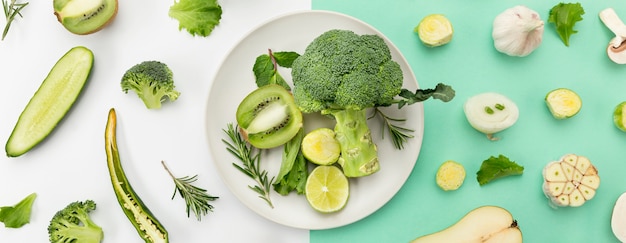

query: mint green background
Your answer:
[311,1,626,242]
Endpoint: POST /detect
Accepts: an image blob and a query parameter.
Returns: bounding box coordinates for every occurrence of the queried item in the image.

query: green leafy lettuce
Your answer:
[548,2,585,46]
[273,128,308,195]
[169,0,222,37]
[0,193,36,228]
[476,155,524,186]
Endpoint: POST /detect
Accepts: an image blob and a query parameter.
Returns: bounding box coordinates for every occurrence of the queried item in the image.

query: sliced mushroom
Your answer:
[599,8,626,64]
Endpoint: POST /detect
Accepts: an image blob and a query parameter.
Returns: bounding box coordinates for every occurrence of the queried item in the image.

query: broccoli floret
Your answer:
[121,61,180,109]
[291,29,454,177]
[292,30,403,113]
[48,200,103,243]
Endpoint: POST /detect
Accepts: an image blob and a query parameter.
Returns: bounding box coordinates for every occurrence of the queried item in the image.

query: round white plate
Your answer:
[205,10,424,230]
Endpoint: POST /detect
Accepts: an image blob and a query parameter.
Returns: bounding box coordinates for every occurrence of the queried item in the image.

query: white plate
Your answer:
[205,10,424,230]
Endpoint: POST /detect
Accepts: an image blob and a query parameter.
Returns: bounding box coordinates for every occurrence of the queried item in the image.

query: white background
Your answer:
[0,0,311,242]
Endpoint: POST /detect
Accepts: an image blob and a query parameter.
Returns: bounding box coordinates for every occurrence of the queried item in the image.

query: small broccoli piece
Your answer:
[121,60,180,109]
[48,200,103,243]
[291,29,454,177]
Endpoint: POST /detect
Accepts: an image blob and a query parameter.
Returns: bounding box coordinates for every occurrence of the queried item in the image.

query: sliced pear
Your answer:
[411,206,522,243]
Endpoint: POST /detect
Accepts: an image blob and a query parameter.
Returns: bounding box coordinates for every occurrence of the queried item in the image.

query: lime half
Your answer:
[415,14,453,47]
[436,160,466,191]
[301,128,341,165]
[614,102,626,132]
[305,165,349,213]
[545,88,582,119]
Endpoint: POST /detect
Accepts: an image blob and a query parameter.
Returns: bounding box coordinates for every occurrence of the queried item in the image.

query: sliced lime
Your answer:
[415,14,453,47]
[305,165,349,213]
[545,88,582,119]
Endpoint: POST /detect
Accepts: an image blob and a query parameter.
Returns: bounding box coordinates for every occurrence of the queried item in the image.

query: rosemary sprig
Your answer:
[2,0,28,41]
[161,161,219,221]
[370,107,415,150]
[222,123,274,208]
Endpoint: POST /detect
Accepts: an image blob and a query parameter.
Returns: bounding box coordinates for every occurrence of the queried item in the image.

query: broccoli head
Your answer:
[48,200,103,243]
[121,60,180,109]
[290,29,405,177]
[291,29,455,177]
[291,29,403,112]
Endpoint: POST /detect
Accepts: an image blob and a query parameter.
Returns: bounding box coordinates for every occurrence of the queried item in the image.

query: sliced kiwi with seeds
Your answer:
[236,84,303,149]
[54,0,118,35]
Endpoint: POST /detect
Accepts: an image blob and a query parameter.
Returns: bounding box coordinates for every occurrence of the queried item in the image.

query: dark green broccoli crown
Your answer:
[121,61,174,89]
[120,60,180,109]
[291,29,403,112]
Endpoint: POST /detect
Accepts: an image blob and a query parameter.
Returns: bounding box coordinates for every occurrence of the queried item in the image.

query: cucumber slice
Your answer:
[5,46,94,157]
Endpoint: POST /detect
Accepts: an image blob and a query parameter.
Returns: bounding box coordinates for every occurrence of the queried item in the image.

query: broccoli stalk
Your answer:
[121,60,180,109]
[291,29,454,177]
[48,200,103,243]
[331,109,379,177]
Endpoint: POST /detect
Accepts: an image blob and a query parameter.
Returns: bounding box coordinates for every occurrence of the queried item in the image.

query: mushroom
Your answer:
[600,8,626,64]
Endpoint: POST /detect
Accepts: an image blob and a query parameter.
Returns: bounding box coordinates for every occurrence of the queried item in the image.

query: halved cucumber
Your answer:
[5,46,94,157]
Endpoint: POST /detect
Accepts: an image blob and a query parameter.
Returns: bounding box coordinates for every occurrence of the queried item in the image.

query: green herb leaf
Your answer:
[168,0,222,37]
[272,51,300,68]
[548,2,585,46]
[0,193,36,228]
[162,161,218,221]
[273,151,308,195]
[274,128,304,181]
[253,50,299,90]
[2,0,29,41]
[476,155,524,186]
[223,123,274,208]
[370,107,414,150]
[393,83,455,108]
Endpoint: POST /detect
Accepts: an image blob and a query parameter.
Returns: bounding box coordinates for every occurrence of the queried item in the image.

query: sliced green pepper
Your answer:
[105,108,169,243]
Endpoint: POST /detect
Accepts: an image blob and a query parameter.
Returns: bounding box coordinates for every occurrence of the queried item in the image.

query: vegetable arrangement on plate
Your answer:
[226,29,456,211]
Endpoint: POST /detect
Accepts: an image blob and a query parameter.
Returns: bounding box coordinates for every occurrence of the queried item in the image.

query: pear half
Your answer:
[411,206,522,243]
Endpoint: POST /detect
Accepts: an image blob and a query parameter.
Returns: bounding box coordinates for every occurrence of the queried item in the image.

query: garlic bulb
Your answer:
[492,5,544,57]
[542,154,600,208]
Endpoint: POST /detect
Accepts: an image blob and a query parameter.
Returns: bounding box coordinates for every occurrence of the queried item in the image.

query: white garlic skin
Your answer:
[492,5,544,57]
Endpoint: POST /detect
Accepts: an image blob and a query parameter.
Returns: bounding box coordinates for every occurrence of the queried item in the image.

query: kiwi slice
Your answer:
[54,0,118,35]
[236,84,303,149]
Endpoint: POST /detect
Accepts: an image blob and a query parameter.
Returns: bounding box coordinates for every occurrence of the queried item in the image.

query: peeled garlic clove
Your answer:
[492,5,544,57]
[464,92,519,140]
[542,154,600,208]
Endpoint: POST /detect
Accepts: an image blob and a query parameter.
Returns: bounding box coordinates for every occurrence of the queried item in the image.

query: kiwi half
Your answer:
[54,0,118,35]
[236,84,303,149]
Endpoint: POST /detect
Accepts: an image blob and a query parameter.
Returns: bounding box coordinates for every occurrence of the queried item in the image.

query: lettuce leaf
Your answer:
[548,2,585,46]
[476,155,524,186]
[169,0,222,37]
[0,193,36,228]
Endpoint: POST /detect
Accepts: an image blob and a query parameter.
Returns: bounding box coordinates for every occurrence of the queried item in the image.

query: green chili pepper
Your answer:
[105,108,169,243]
